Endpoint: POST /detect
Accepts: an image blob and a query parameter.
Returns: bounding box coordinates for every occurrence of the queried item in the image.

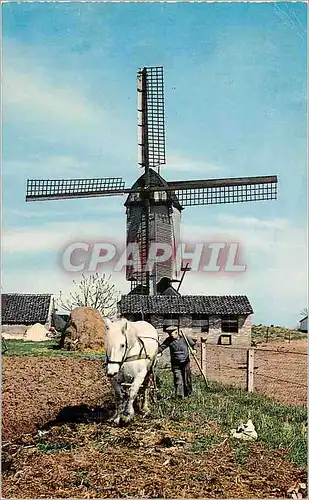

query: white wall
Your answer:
[299,316,308,332]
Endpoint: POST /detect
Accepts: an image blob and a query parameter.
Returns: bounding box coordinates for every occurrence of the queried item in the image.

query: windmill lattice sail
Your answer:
[167,175,278,206]
[138,66,166,171]
[26,178,126,201]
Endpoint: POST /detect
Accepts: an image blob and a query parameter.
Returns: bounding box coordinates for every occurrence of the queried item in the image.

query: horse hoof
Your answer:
[108,414,121,425]
[120,412,133,425]
[119,418,130,426]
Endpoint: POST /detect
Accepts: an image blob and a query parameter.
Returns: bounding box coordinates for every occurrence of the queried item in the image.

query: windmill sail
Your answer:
[138,66,166,171]
[26,177,126,201]
[166,175,277,206]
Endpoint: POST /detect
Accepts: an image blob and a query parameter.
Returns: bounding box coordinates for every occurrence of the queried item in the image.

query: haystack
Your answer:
[60,307,106,352]
[25,323,49,342]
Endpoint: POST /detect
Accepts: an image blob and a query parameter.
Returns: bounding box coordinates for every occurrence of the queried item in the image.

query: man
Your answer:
[157,325,197,398]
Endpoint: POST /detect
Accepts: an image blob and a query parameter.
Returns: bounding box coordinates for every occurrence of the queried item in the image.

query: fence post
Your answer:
[200,337,207,376]
[246,348,254,393]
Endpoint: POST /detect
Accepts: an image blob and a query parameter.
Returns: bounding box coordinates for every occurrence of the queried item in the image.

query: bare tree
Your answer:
[300,307,308,318]
[57,273,120,317]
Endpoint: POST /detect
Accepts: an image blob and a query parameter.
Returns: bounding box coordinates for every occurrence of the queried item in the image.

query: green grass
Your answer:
[2,339,105,359]
[37,442,76,454]
[154,370,307,467]
[252,324,307,344]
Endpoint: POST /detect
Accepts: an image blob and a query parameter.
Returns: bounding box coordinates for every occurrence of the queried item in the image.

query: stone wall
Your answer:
[128,312,252,348]
[206,314,251,347]
[206,315,222,344]
[2,321,52,340]
[237,314,252,346]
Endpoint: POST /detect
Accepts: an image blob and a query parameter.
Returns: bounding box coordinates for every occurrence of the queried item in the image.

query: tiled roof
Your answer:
[1,294,52,325]
[119,295,253,315]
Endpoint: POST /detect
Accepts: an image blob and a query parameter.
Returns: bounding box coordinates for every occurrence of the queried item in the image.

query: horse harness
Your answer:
[106,331,155,368]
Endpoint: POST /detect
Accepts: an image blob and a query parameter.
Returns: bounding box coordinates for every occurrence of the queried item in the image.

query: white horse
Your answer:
[105,317,159,424]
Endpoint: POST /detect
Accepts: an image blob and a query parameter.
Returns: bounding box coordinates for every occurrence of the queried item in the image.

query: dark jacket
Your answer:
[158,333,196,364]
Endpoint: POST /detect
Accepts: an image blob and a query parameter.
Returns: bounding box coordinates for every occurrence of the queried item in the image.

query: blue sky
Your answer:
[2,2,307,326]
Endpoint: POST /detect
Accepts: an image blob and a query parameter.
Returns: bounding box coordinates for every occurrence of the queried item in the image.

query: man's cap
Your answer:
[165,325,178,332]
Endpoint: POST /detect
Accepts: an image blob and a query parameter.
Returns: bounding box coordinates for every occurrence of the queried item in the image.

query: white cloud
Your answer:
[3,67,104,128]
[2,45,134,170]
[217,214,289,230]
[166,154,223,175]
[4,156,94,178]
[180,214,306,258]
[2,265,130,299]
[6,200,123,221]
[178,215,307,326]
[2,220,125,254]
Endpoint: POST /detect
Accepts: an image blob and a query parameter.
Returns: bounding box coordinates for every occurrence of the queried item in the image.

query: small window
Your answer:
[221,315,239,333]
[154,191,167,201]
[192,314,209,333]
[218,334,232,345]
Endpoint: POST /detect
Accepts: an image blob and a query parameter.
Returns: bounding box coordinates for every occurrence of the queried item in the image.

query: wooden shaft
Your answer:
[180,330,208,387]
[246,348,254,392]
[200,338,207,375]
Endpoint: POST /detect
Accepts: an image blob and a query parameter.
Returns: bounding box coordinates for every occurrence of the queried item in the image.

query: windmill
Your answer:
[26,66,278,296]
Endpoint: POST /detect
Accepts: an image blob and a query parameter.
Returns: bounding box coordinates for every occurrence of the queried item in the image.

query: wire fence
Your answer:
[197,343,248,390]
[192,341,307,406]
[253,347,307,406]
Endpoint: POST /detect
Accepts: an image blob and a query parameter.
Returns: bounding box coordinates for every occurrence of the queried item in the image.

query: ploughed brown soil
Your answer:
[2,421,306,499]
[2,357,110,443]
[2,355,307,498]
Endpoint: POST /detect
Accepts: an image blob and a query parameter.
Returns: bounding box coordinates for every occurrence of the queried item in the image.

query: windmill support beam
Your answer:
[167,175,278,190]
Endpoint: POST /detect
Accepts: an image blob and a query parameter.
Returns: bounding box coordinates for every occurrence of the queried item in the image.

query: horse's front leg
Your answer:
[139,370,152,417]
[121,369,147,424]
[109,376,124,425]
[140,386,151,417]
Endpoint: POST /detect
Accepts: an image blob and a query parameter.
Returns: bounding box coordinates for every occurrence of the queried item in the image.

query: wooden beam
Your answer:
[167,175,278,190]
[200,337,207,376]
[246,348,255,393]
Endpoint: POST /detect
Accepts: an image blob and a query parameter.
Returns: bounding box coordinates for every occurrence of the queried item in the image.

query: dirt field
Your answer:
[2,354,307,498]
[193,339,307,406]
[2,357,111,442]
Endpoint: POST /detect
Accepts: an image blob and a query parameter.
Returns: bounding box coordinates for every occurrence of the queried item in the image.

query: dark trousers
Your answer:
[171,358,192,397]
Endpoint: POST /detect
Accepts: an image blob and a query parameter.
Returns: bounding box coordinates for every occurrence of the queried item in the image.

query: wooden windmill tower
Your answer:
[26,66,278,296]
